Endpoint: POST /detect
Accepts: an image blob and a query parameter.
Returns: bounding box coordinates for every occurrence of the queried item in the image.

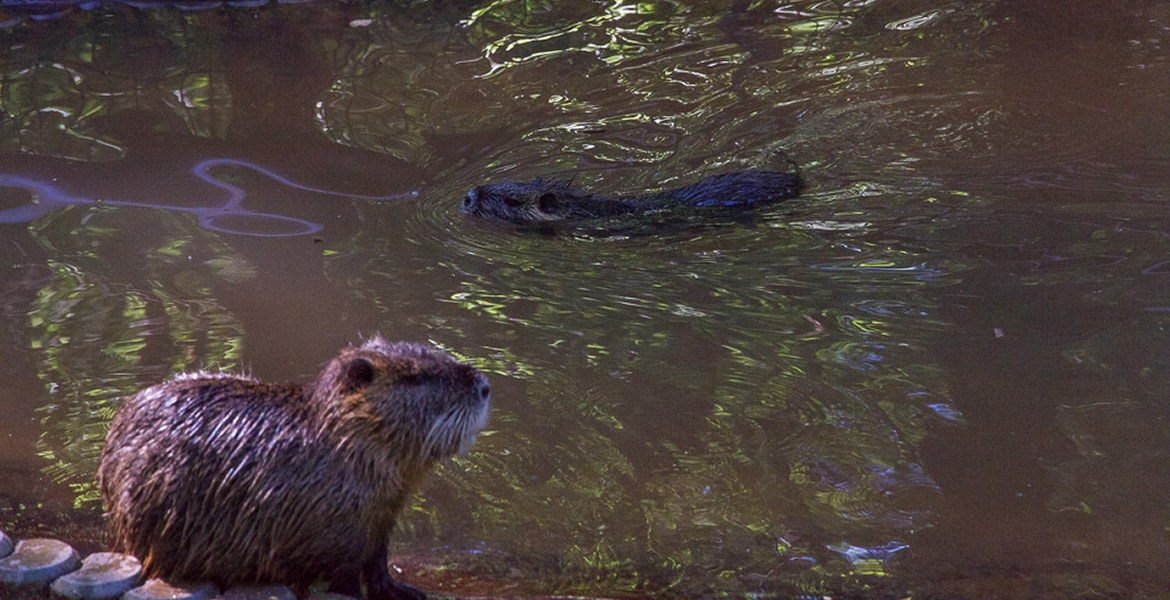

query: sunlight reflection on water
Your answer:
[3,0,1170,597]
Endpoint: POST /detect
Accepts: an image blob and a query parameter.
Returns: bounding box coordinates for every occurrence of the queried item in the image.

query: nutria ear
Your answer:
[343,358,376,391]
[537,191,558,212]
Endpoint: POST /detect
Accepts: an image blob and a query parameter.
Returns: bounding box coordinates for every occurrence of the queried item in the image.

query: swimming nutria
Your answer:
[97,336,491,600]
[461,169,802,224]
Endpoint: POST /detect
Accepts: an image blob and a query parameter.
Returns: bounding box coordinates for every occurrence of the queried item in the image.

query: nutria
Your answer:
[97,336,491,600]
[461,169,802,225]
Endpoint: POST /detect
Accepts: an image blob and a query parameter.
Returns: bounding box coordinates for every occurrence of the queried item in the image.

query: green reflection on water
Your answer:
[360,213,960,595]
[0,0,999,596]
[22,207,251,508]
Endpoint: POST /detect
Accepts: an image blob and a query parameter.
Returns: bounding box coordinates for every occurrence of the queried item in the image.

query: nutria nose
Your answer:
[462,190,478,213]
[474,372,490,404]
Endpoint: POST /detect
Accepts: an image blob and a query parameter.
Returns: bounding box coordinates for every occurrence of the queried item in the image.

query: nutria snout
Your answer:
[97,336,490,599]
[462,188,479,213]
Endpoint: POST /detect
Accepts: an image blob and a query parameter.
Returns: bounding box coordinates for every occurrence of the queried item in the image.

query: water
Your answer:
[2,0,1170,597]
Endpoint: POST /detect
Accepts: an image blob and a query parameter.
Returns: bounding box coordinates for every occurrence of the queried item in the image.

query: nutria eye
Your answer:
[503,195,526,207]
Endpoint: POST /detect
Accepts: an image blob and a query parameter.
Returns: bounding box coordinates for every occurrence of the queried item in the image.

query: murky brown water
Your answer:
[3,0,1170,597]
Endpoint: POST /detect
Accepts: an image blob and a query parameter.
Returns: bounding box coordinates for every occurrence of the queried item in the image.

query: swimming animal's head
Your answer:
[462,178,575,223]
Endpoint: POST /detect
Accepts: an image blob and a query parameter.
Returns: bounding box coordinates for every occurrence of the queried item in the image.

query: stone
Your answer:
[50,552,142,599]
[0,531,12,558]
[0,537,82,585]
[305,592,361,600]
[222,584,298,600]
[122,578,219,600]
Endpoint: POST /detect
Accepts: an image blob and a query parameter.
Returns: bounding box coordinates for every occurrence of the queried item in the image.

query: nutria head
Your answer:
[462,178,581,223]
[314,336,491,460]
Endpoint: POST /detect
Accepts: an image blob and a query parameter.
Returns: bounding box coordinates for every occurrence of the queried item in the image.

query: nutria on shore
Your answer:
[461,169,802,225]
[97,337,491,600]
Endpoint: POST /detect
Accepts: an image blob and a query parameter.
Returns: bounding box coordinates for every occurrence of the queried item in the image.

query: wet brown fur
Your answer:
[97,336,490,599]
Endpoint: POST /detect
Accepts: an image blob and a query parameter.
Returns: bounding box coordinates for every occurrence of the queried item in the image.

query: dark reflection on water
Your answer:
[3,0,1170,597]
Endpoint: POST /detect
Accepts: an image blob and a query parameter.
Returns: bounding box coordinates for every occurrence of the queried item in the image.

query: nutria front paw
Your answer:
[369,578,426,600]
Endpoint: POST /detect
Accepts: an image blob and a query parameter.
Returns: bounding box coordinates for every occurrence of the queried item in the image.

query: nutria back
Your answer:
[97,336,490,599]
[462,169,802,225]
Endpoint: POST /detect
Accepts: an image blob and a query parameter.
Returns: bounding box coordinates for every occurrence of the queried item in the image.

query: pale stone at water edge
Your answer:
[122,578,219,600]
[0,537,82,584]
[51,551,142,599]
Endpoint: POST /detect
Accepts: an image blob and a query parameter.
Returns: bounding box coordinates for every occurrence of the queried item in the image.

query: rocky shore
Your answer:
[0,529,357,600]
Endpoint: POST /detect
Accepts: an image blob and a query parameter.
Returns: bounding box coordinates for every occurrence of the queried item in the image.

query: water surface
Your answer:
[2,0,1169,597]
